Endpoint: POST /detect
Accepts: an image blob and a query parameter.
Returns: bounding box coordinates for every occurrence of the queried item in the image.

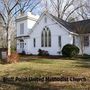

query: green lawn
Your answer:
[0,56,90,90]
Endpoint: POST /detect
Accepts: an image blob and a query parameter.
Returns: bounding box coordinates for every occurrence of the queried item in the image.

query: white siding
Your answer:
[27,15,74,55]
[82,36,90,55]
[16,14,38,54]
[16,13,90,55]
[16,20,28,37]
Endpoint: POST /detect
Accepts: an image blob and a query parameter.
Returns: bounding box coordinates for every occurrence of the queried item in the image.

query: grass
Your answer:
[0,56,90,90]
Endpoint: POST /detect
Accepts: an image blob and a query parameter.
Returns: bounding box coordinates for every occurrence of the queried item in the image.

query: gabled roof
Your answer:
[29,12,90,35]
[70,20,90,34]
[50,14,90,34]
[50,14,72,32]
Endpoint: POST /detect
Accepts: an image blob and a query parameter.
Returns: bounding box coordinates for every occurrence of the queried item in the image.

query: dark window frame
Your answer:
[41,27,51,47]
[58,36,61,47]
[33,38,36,47]
[20,40,24,49]
[83,35,89,47]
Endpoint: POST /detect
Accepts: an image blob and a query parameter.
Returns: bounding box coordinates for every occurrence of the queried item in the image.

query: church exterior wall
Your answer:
[74,35,90,55]
[78,35,90,55]
[27,15,74,55]
[16,20,28,37]
[16,13,90,55]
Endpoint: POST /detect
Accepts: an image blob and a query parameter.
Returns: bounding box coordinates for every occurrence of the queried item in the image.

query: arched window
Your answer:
[41,27,51,47]
[48,30,51,47]
[45,30,47,47]
[41,30,44,47]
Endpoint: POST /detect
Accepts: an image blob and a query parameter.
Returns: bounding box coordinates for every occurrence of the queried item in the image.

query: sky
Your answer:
[35,0,90,20]
[0,0,89,21]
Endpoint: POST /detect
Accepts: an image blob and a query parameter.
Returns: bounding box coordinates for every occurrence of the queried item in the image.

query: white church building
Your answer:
[16,12,90,55]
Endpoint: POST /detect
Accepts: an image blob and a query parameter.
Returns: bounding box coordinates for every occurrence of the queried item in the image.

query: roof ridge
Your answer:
[49,13,90,34]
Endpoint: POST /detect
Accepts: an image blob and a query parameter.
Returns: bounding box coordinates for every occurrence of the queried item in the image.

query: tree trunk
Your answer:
[80,36,84,56]
[8,35,11,56]
[57,0,60,18]
[6,27,11,56]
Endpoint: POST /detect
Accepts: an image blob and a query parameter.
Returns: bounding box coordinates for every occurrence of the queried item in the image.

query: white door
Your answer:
[20,41,24,53]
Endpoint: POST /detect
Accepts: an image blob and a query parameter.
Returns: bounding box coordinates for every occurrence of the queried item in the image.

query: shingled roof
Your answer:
[70,20,90,34]
[51,14,90,34]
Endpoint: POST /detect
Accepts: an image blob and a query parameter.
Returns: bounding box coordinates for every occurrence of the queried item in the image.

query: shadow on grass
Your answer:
[19,55,90,60]
[19,55,90,68]
[0,81,70,90]
[76,55,90,68]
[0,80,89,90]
[74,59,90,68]
[1,55,90,68]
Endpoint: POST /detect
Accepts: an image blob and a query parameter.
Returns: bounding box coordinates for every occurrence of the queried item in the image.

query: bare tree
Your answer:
[71,0,90,20]
[71,22,88,55]
[0,0,41,56]
[17,0,42,15]
[0,0,19,56]
[73,0,87,20]
[49,0,84,21]
[75,25,85,55]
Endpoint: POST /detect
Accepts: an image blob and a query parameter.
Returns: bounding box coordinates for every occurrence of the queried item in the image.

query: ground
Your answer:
[0,56,90,90]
